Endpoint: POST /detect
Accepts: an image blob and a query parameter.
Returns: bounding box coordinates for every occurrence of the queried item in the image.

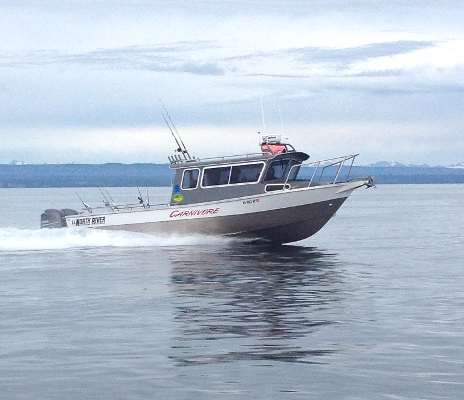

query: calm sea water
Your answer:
[0,184,463,399]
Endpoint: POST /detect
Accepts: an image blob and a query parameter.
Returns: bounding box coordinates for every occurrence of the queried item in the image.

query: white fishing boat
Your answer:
[41,133,374,244]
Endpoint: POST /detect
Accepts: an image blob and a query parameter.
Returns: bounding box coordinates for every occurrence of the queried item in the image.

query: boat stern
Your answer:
[41,208,79,229]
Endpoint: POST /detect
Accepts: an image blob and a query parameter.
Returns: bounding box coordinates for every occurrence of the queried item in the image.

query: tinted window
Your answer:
[230,163,264,184]
[202,163,264,187]
[287,160,301,181]
[265,159,289,181]
[202,166,231,186]
[181,168,200,189]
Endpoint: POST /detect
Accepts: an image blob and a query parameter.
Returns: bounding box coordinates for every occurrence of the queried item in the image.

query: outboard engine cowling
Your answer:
[41,208,78,228]
[61,208,79,218]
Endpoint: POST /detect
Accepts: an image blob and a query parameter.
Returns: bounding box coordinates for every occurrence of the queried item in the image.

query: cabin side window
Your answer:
[202,166,231,187]
[181,168,200,189]
[202,162,264,187]
[264,159,290,181]
[230,163,264,184]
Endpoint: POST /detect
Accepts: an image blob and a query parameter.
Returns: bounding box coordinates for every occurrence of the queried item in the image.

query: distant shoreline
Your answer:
[1,163,464,188]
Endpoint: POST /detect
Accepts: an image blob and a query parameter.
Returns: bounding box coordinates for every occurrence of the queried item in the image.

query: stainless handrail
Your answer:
[285,154,359,187]
[169,152,269,166]
[74,201,171,215]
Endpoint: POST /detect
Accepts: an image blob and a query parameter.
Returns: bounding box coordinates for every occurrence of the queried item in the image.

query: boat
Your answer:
[41,134,374,244]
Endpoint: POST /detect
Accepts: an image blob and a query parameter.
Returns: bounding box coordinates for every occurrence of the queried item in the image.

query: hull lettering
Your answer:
[170,208,220,218]
[72,216,106,226]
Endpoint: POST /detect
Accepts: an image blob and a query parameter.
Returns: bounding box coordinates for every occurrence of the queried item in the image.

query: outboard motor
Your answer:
[41,208,78,228]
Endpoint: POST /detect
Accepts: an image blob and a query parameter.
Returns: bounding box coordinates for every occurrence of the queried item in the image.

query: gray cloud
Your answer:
[2,40,437,77]
[351,69,404,77]
[0,42,226,76]
[293,40,438,67]
[233,40,438,72]
[175,62,224,75]
[222,40,439,79]
[1,1,463,165]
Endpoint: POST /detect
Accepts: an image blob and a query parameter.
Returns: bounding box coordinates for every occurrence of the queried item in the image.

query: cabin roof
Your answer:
[169,150,309,169]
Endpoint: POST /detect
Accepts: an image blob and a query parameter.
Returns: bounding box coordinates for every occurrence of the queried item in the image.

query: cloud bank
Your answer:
[1,1,463,165]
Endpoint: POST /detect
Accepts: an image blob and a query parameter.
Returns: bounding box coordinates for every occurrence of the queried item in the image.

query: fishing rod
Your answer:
[160,110,182,154]
[105,189,117,207]
[159,99,191,159]
[146,187,150,207]
[98,187,112,208]
[76,192,92,212]
[137,186,150,208]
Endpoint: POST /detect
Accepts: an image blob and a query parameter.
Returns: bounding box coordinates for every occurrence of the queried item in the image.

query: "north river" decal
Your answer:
[71,216,106,226]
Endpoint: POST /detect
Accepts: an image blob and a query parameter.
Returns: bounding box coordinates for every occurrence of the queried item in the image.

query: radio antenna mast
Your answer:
[159,99,191,160]
[260,95,266,131]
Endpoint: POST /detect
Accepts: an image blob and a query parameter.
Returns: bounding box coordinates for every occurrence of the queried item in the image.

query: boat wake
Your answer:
[0,227,233,252]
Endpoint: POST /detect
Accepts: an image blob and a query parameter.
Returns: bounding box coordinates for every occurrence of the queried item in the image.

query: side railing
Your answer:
[169,152,268,167]
[285,154,359,187]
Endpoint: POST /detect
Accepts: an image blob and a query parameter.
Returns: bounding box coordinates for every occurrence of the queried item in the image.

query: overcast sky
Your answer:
[1,0,463,165]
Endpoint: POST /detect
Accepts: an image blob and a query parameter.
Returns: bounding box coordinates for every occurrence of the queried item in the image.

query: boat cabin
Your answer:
[168,136,310,205]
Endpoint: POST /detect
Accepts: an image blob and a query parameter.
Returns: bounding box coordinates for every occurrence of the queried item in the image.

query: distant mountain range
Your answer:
[10,159,464,168]
[365,161,464,169]
[2,161,464,188]
[447,162,464,169]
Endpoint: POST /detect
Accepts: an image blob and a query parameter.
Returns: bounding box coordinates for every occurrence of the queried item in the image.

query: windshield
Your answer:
[264,159,289,181]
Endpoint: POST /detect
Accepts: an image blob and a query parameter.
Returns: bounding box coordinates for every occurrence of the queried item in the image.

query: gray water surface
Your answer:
[0,184,463,399]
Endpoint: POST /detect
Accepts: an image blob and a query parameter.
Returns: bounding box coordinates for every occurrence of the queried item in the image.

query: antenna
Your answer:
[260,95,266,131]
[159,99,191,160]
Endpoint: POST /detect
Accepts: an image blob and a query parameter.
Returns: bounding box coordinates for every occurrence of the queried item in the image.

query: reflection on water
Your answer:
[167,243,346,365]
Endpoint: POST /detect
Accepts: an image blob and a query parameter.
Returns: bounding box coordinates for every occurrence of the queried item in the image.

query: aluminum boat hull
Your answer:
[64,180,366,244]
